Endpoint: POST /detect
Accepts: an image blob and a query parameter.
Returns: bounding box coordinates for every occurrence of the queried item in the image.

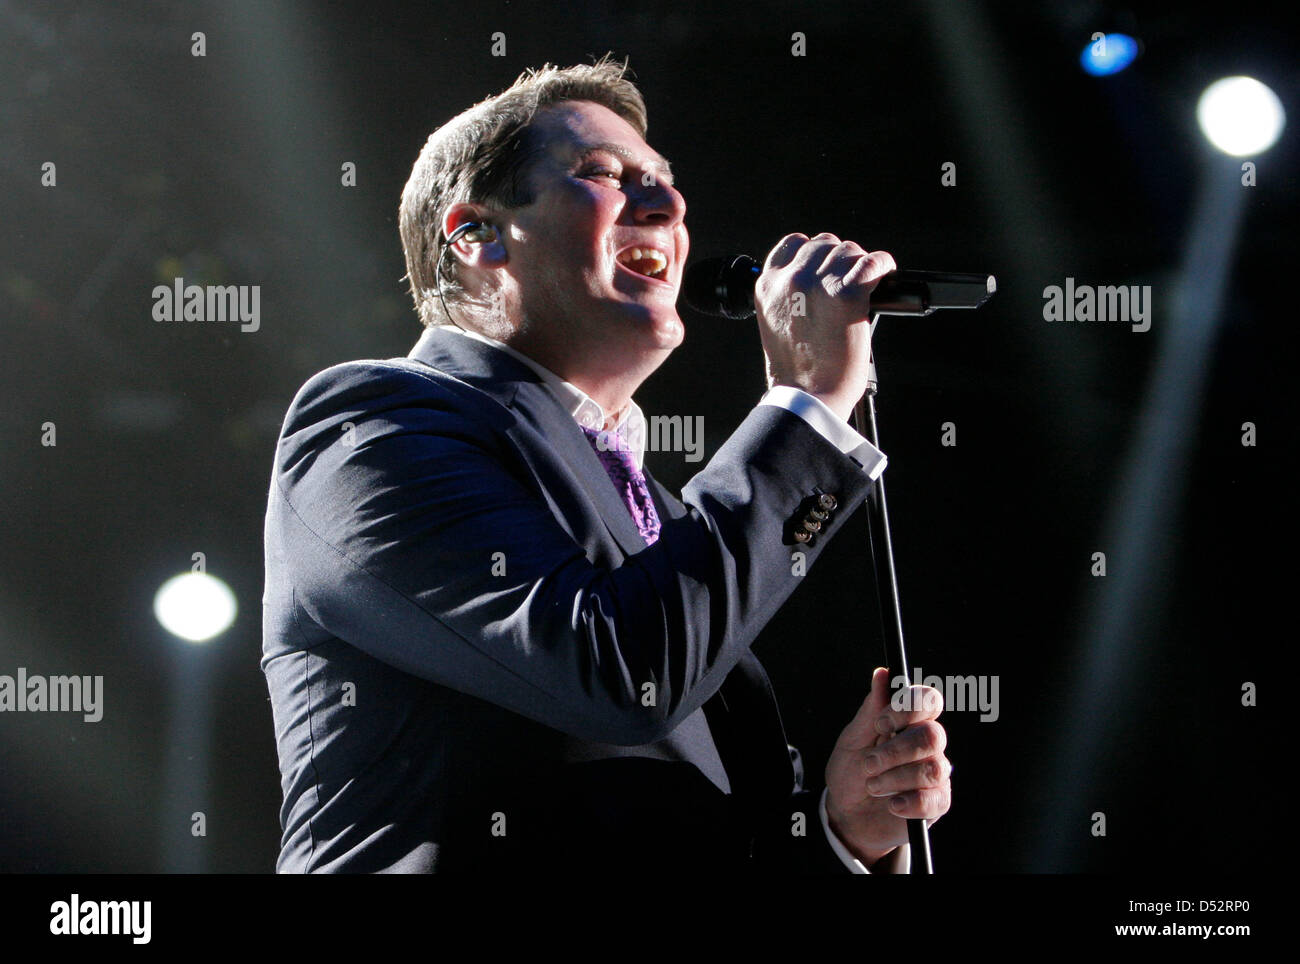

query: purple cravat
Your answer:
[580,425,661,546]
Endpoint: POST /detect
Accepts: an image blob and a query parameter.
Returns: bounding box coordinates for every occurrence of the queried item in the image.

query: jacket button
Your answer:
[792,529,812,543]
[817,493,837,511]
[802,519,822,533]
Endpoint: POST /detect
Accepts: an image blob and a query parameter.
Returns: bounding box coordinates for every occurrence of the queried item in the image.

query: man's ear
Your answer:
[442,203,507,266]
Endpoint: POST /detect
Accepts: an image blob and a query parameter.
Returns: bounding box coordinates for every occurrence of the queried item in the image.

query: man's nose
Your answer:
[631,177,686,226]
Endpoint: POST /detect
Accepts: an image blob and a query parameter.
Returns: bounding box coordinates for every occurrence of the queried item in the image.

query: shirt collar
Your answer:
[438,325,647,470]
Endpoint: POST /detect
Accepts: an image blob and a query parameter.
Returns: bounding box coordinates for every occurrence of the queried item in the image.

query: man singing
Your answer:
[262,56,951,873]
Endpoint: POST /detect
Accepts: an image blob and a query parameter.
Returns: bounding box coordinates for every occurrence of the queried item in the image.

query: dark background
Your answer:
[0,0,1291,873]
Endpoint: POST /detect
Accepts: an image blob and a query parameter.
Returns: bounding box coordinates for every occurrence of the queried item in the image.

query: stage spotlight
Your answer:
[153,572,237,642]
[1080,32,1139,76]
[1197,76,1286,156]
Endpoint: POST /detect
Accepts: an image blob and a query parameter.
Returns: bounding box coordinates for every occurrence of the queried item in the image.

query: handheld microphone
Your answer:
[681,255,996,319]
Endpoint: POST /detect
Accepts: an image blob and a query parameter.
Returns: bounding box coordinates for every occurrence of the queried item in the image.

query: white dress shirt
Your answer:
[439,324,904,873]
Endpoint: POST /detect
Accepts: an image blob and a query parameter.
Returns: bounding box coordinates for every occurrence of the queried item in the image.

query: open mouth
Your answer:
[615,245,671,283]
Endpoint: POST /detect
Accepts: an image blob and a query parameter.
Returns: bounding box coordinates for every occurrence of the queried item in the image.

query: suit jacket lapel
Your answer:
[408,326,651,558]
[510,379,652,557]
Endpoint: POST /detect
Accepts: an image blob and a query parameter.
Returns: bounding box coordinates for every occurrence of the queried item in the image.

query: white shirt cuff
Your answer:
[819,787,911,874]
[759,386,887,480]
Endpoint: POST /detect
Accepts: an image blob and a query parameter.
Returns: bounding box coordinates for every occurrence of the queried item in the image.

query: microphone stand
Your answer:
[682,255,993,873]
[853,317,934,874]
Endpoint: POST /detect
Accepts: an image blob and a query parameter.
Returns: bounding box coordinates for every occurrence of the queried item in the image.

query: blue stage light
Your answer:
[1080,33,1139,76]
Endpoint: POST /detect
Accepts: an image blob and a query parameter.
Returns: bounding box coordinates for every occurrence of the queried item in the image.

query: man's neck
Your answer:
[443,322,654,430]
[493,329,662,423]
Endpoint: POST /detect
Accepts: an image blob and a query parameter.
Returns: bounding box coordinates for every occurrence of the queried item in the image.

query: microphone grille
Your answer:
[681,255,760,319]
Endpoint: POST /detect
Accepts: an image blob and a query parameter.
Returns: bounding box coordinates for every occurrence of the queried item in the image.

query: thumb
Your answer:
[836,666,894,751]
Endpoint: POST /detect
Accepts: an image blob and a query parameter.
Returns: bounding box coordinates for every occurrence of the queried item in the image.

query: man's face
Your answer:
[497,100,689,369]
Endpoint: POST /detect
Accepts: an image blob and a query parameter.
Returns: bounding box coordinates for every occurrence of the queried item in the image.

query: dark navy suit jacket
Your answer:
[261,325,880,872]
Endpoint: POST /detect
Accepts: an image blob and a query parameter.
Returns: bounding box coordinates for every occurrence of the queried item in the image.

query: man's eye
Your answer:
[583,169,621,182]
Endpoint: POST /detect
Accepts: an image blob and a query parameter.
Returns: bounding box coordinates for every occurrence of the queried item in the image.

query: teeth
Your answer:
[617,246,669,278]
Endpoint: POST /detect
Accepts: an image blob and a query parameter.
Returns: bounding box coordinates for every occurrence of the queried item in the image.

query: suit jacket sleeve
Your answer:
[268,358,878,747]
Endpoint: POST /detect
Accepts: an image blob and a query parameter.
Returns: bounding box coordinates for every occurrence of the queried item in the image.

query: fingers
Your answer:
[819,243,872,295]
[865,751,952,824]
[864,755,952,797]
[765,232,891,274]
[764,233,895,304]
[841,249,896,288]
[789,232,844,275]
[764,233,809,271]
[834,667,893,751]
[837,674,945,752]
[829,248,894,313]
[884,783,951,823]
[879,683,944,735]
[862,720,947,777]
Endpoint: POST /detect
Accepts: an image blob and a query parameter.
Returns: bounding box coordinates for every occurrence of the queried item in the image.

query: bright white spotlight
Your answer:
[1197,76,1285,156]
[153,572,237,643]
